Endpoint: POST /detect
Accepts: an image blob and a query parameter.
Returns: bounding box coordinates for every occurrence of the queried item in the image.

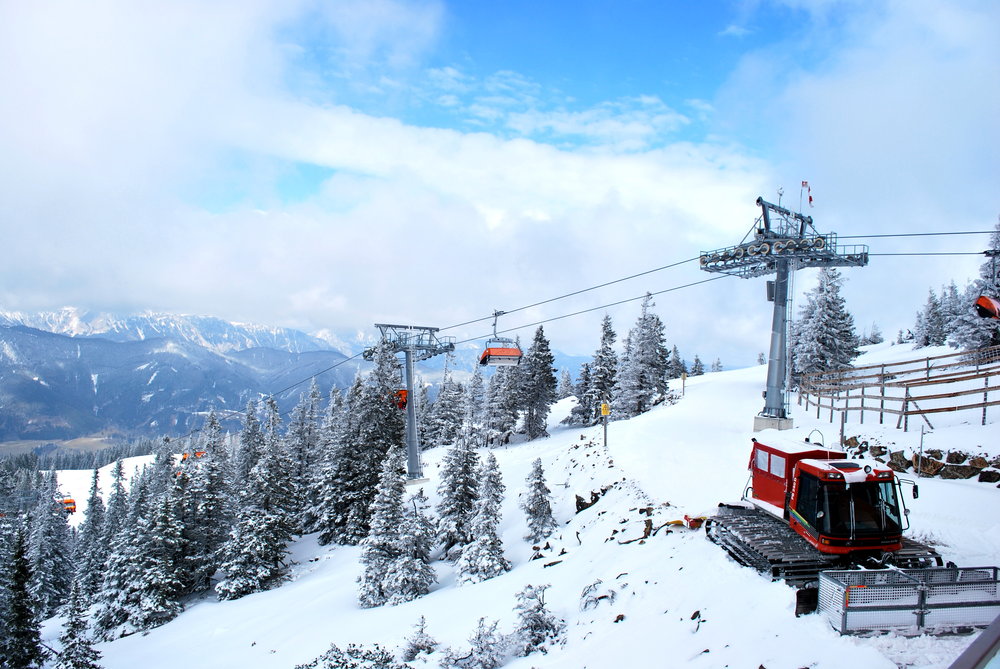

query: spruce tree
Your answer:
[520,327,557,440]
[75,470,106,600]
[56,579,103,669]
[711,358,723,373]
[287,382,322,530]
[949,220,1000,351]
[356,450,406,608]
[3,528,46,669]
[385,489,436,605]
[462,365,486,439]
[436,438,480,554]
[356,450,436,608]
[216,401,295,600]
[400,616,438,662]
[557,369,574,399]
[456,454,509,584]
[512,584,564,657]
[180,410,232,594]
[791,268,860,375]
[232,399,264,493]
[565,362,593,426]
[613,295,669,418]
[586,316,618,424]
[320,343,405,545]
[27,473,73,618]
[425,371,465,448]
[93,472,154,639]
[690,355,705,376]
[482,367,519,447]
[520,458,557,543]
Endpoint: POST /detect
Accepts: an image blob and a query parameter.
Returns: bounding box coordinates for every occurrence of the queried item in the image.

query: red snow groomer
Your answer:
[706,437,942,610]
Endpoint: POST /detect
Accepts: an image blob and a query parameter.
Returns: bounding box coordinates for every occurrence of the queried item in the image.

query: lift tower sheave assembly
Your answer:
[364,324,455,480]
[700,196,869,431]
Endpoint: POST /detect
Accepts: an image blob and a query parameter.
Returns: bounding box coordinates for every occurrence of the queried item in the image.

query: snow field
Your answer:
[48,346,998,668]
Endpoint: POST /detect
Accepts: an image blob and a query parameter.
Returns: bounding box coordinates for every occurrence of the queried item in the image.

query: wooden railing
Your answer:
[796,345,1000,432]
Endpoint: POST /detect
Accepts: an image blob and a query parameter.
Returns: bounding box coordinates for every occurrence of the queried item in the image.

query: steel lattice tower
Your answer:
[700,197,869,430]
[364,324,455,479]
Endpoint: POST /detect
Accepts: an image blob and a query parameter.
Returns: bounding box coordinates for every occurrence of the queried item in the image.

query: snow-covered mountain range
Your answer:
[0,307,337,355]
[0,308,364,442]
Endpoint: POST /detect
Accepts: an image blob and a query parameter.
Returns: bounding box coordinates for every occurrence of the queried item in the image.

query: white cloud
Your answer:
[3,0,991,370]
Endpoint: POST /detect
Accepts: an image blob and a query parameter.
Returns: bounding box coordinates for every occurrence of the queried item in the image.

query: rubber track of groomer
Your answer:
[705,504,943,588]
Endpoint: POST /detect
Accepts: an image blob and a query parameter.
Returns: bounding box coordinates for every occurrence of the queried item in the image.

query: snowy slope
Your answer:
[49,346,999,669]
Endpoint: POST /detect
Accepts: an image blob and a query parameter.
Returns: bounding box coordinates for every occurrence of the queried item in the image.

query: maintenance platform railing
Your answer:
[818,567,1000,634]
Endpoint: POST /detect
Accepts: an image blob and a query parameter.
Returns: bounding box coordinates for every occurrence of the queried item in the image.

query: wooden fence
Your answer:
[796,345,1000,432]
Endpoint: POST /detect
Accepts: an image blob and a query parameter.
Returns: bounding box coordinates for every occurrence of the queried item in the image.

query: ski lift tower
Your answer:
[700,196,869,431]
[364,323,455,479]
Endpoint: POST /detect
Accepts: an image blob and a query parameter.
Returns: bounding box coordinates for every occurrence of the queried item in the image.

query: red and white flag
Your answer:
[801,180,813,207]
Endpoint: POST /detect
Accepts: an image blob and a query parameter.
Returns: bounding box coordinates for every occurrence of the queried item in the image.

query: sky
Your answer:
[1,0,997,367]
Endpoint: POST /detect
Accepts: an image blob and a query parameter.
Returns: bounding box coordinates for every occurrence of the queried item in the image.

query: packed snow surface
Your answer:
[51,344,1000,668]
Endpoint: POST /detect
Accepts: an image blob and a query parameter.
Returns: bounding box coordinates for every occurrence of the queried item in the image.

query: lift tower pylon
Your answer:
[364,324,455,479]
[700,196,869,431]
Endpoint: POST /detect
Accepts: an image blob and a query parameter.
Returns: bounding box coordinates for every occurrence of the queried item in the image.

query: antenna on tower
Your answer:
[700,197,869,431]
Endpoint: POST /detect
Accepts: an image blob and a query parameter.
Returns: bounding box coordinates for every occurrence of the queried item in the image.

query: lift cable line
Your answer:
[450,275,731,347]
[837,231,993,240]
[701,196,869,431]
[869,252,985,257]
[438,256,700,332]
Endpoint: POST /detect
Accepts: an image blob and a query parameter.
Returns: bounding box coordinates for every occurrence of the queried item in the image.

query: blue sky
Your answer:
[0,0,997,366]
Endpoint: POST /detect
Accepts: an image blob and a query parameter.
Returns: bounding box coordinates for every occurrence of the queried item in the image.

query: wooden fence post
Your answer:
[879,364,885,425]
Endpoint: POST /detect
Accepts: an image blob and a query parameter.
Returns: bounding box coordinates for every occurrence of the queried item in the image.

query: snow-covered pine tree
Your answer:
[690,355,705,376]
[425,368,465,448]
[557,369,574,400]
[586,316,618,424]
[461,365,486,440]
[310,388,347,541]
[215,400,296,600]
[357,450,406,608]
[27,473,73,618]
[316,343,405,545]
[436,438,480,554]
[613,294,669,418]
[93,469,163,639]
[440,618,507,669]
[1,527,46,669]
[75,469,106,601]
[55,578,102,669]
[100,460,127,550]
[520,327,557,440]
[757,352,767,365]
[482,366,519,447]
[949,220,1000,351]
[667,345,687,379]
[231,399,264,494]
[913,289,947,347]
[512,583,564,657]
[564,362,593,426]
[520,458,557,543]
[287,382,323,531]
[791,268,860,376]
[130,493,185,631]
[400,615,438,662]
[383,488,437,606]
[456,453,509,584]
[711,358,723,373]
[179,410,232,594]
